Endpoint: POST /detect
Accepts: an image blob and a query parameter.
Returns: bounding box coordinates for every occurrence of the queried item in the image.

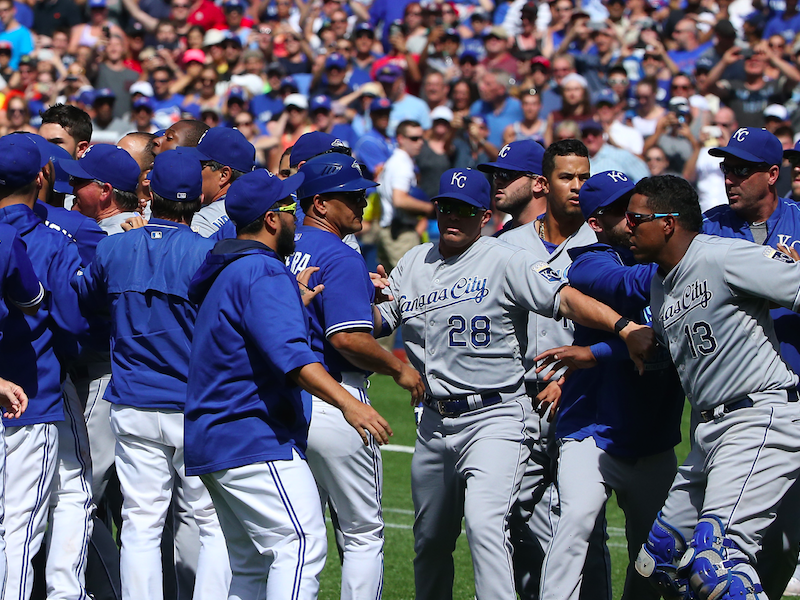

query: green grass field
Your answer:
[317,376,795,600]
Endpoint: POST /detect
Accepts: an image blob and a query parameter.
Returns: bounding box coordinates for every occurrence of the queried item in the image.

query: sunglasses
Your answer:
[153,78,171,84]
[625,211,680,227]
[719,163,768,177]
[608,77,628,85]
[236,120,254,126]
[405,135,423,142]
[437,200,482,217]
[492,169,530,183]
[268,201,297,214]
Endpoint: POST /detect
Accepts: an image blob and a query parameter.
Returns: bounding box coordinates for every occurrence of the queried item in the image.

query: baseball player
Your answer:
[184,168,392,600]
[191,127,256,240]
[154,119,209,155]
[288,153,424,600]
[534,171,684,600]
[484,139,607,600]
[376,167,653,600]
[626,175,800,600]
[72,147,231,600]
[702,127,800,598]
[0,134,88,600]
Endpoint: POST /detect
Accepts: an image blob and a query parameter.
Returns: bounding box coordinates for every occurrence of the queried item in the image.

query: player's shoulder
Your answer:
[496,220,536,245]
[701,203,734,227]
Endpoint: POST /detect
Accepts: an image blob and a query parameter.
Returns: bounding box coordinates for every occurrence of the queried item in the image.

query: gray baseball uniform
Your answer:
[499,221,609,600]
[378,235,566,600]
[647,234,800,590]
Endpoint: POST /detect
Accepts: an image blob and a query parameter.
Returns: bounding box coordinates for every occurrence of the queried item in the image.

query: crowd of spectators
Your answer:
[7,0,800,228]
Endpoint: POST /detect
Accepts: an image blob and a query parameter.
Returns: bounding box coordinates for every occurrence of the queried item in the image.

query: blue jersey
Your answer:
[184,239,319,476]
[0,205,86,426]
[703,198,800,375]
[34,201,106,267]
[72,219,215,411]
[0,223,44,336]
[556,243,683,458]
[287,225,375,378]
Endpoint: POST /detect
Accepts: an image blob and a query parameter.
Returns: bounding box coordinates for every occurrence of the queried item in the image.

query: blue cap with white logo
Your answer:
[290,131,350,167]
[709,127,783,166]
[310,95,332,113]
[59,144,140,193]
[325,53,347,70]
[226,169,305,228]
[0,135,49,190]
[195,127,256,174]
[432,168,491,210]
[578,170,635,220]
[477,140,545,176]
[148,147,203,202]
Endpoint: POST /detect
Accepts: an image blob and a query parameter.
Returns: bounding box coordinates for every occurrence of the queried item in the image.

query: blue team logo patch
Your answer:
[763,247,795,263]
[532,261,562,283]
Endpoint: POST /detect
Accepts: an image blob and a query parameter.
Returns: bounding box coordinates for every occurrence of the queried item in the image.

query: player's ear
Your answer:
[767,164,781,186]
[312,194,327,215]
[587,216,602,233]
[662,214,677,235]
[480,209,492,227]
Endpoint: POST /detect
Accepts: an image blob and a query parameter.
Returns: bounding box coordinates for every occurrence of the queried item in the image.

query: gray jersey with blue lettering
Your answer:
[651,234,800,411]
[378,236,567,397]
[192,199,229,237]
[499,221,598,381]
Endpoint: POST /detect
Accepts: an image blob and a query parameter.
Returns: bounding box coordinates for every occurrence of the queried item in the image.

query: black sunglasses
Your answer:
[719,163,769,177]
[437,200,482,217]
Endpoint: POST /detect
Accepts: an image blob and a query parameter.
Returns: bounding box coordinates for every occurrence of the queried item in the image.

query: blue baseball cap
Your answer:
[224,0,246,10]
[148,147,203,202]
[60,144,140,193]
[132,97,153,111]
[593,88,618,106]
[709,127,783,166]
[297,153,377,200]
[370,97,392,112]
[226,169,305,227]
[0,135,49,190]
[280,76,299,92]
[310,95,332,113]
[354,22,374,36]
[432,168,491,210]
[78,89,96,106]
[88,0,107,8]
[290,131,350,167]
[325,53,347,70]
[17,133,73,193]
[477,140,545,176]
[195,127,256,173]
[578,170,635,220]
[784,139,800,160]
[94,88,116,102]
[375,64,403,83]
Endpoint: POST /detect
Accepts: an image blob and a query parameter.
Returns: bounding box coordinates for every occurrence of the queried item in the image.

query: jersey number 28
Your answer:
[448,315,491,347]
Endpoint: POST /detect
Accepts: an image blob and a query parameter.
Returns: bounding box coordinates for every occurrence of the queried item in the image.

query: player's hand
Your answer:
[778,243,800,261]
[370,264,394,302]
[341,400,393,445]
[619,323,654,375]
[296,266,324,306]
[534,344,597,380]
[394,364,425,404]
[534,380,564,421]
[0,378,27,419]
[121,215,147,231]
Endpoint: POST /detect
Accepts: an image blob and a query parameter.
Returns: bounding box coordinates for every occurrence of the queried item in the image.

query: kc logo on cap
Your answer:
[451,171,467,188]
[499,144,510,158]
[606,171,628,182]
[733,128,749,142]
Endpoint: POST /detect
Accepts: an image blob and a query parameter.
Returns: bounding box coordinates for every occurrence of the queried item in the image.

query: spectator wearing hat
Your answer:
[353,97,396,179]
[63,144,143,234]
[581,119,648,181]
[308,94,357,148]
[591,88,643,156]
[95,35,140,118]
[701,43,799,128]
[503,88,547,146]
[185,0,225,30]
[169,48,208,97]
[544,72,592,145]
[764,103,789,133]
[310,52,354,101]
[91,88,135,144]
[375,63,431,137]
[480,26,518,79]
[469,68,522,148]
[221,0,251,45]
[191,126,256,239]
[270,93,313,161]
[67,0,124,56]
[0,0,31,70]
[419,25,461,78]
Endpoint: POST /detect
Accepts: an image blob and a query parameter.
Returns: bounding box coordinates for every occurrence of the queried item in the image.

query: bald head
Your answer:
[118,132,157,171]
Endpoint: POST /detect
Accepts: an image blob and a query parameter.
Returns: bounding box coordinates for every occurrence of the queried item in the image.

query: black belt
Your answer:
[525,381,549,399]
[425,392,502,417]
[699,388,799,423]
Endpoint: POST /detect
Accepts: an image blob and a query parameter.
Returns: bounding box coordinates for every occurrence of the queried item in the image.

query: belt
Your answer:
[699,388,799,423]
[525,381,549,399]
[424,392,502,417]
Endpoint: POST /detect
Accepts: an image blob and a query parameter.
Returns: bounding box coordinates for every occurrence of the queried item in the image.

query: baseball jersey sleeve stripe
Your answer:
[325,320,375,337]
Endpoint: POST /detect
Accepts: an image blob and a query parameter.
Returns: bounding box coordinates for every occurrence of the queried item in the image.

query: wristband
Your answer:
[614,317,631,335]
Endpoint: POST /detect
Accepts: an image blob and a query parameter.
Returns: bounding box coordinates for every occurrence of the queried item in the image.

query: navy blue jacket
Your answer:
[72,219,215,411]
[557,243,683,458]
[184,239,318,476]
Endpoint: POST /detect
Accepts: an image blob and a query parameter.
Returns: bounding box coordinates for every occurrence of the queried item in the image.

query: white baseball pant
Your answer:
[200,451,328,600]
[46,378,94,600]
[73,364,113,501]
[109,405,231,600]
[306,373,384,600]
[540,437,676,600]
[4,423,58,600]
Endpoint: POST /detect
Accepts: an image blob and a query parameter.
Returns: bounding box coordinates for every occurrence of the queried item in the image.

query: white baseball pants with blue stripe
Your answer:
[200,451,327,600]
[306,374,384,600]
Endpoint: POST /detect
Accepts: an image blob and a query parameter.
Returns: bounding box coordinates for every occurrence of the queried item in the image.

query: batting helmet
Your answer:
[296,153,378,202]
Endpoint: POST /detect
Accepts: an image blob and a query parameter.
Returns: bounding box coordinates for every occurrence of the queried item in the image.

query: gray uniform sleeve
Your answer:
[723,244,800,311]
[377,256,404,333]
[503,248,566,319]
